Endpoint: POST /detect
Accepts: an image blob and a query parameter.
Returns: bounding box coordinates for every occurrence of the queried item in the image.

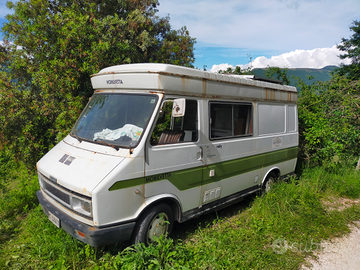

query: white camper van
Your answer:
[36,63,298,246]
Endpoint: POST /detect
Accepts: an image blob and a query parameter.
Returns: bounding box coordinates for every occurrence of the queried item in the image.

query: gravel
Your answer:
[302,221,360,270]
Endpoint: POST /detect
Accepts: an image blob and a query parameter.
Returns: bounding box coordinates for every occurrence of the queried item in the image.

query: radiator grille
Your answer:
[43,180,70,205]
[38,172,93,220]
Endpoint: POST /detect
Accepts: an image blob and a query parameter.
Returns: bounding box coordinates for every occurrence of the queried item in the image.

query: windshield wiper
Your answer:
[94,139,120,151]
[71,133,83,143]
[129,143,134,155]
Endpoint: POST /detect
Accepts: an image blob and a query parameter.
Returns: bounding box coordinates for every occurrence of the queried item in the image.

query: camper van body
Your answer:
[36,63,298,246]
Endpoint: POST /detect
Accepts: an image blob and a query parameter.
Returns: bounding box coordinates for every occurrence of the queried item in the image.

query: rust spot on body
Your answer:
[181,77,186,92]
[265,88,276,100]
[202,79,207,97]
[287,92,292,102]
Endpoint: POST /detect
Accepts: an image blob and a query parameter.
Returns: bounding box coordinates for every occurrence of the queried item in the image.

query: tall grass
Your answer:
[1,162,360,269]
[0,150,38,248]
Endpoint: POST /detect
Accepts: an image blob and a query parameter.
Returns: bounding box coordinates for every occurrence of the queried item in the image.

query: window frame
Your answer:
[70,92,159,149]
[209,101,253,140]
[150,98,199,145]
[257,103,286,136]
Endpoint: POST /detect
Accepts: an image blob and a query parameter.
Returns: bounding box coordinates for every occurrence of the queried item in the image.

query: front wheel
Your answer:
[133,204,174,246]
[262,172,277,194]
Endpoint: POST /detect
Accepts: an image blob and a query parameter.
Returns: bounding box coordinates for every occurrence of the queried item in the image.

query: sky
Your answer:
[0,0,359,72]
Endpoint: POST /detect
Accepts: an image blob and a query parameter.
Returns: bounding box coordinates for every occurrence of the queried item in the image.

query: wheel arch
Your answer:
[262,167,280,185]
[141,194,182,223]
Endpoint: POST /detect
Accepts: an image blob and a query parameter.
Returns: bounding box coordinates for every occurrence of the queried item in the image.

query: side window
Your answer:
[210,102,252,139]
[258,104,286,135]
[151,99,198,145]
[287,105,297,132]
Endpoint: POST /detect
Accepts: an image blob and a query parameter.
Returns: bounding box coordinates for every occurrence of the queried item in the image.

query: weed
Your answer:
[1,164,360,269]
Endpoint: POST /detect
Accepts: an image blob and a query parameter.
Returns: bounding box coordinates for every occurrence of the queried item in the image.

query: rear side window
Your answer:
[258,104,286,135]
[210,102,252,139]
[287,105,297,132]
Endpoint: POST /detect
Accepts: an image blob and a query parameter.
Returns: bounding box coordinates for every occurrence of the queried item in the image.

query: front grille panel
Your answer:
[38,172,93,221]
[43,181,70,205]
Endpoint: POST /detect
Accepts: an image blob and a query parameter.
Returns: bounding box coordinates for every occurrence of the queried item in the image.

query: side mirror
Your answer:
[172,98,186,117]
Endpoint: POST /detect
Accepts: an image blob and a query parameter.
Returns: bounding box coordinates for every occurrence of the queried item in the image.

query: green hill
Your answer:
[252,65,338,86]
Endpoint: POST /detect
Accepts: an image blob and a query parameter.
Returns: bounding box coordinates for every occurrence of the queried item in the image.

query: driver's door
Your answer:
[144,98,204,213]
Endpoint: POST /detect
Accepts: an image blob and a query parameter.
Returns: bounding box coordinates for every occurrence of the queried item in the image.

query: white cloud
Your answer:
[209,63,234,73]
[158,0,360,53]
[209,45,351,73]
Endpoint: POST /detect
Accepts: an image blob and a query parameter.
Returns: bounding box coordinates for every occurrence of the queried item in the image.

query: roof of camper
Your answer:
[93,63,297,93]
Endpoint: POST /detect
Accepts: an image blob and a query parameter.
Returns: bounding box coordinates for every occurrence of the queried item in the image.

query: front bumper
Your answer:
[37,190,135,247]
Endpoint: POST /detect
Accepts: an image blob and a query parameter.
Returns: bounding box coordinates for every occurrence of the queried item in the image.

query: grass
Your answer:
[0,155,38,248]
[1,158,360,269]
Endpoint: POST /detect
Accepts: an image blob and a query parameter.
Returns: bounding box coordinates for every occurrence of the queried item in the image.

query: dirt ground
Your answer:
[302,198,360,270]
[302,221,360,270]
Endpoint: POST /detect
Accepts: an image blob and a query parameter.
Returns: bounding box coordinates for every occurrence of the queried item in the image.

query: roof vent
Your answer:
[252,75,283,85]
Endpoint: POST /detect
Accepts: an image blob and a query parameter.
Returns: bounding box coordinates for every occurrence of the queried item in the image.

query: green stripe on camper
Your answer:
[202,146,298,185]
[108,147,298,191]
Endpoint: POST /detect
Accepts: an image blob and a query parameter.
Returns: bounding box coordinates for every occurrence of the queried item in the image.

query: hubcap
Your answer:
[147,213,169,243]
[265,178,274,193]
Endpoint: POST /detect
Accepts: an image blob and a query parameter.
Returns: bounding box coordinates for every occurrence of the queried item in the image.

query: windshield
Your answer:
[71,93,158,148]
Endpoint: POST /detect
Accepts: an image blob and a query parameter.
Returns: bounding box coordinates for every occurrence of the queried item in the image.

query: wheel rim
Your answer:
[265,177,274,193]
[146,212,169,243]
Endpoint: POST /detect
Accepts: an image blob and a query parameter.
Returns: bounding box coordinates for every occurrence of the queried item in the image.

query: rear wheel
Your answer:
[262,172,277,194]
[133,204,174,246]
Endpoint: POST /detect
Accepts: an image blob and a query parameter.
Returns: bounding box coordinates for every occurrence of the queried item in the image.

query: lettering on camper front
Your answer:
[106,79,124,85]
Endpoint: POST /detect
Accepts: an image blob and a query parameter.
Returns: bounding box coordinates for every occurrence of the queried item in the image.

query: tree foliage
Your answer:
[297,20,360,167]
[260,67,360,168]
[336,20,360,80]
[222,64,360,167]
[297,75,360,168]
[264,66,291,85]
[217,65,253,75]
[217,56,253,75]
[0,0,195,168]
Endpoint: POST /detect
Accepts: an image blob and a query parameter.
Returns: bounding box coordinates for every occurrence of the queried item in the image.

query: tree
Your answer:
[217,66,253,75]
[336,20,360,80]
[264,66,291,85]
[217,56,253,75]
[0,0,196,168]
[297,74,360,168]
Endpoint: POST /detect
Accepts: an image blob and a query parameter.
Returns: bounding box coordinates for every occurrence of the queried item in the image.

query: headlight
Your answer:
[38,172,44,188]
[38,171,93,218]
[71,197,92,216]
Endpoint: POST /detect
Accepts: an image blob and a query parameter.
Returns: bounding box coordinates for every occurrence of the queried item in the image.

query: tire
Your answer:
[133,204,174,246]
[262,172,277,194]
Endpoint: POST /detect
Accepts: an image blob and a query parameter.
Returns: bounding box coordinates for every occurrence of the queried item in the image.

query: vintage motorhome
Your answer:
[36,63,298,246]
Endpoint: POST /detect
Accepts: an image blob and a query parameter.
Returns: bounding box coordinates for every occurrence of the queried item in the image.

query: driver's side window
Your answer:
[151,99,198,145]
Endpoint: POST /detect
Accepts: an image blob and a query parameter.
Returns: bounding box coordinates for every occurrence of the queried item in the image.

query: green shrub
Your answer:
[298,76,360,167]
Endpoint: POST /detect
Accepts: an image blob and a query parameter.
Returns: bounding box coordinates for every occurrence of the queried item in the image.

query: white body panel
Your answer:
[37,135,126,197]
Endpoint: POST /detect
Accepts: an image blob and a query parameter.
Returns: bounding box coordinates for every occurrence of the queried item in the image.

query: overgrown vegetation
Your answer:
[1,164,360,269]
[297,76,360,167]
[0,1,360,268]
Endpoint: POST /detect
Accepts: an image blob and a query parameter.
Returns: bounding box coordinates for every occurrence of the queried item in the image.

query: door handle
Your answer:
[198,146,203,161]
